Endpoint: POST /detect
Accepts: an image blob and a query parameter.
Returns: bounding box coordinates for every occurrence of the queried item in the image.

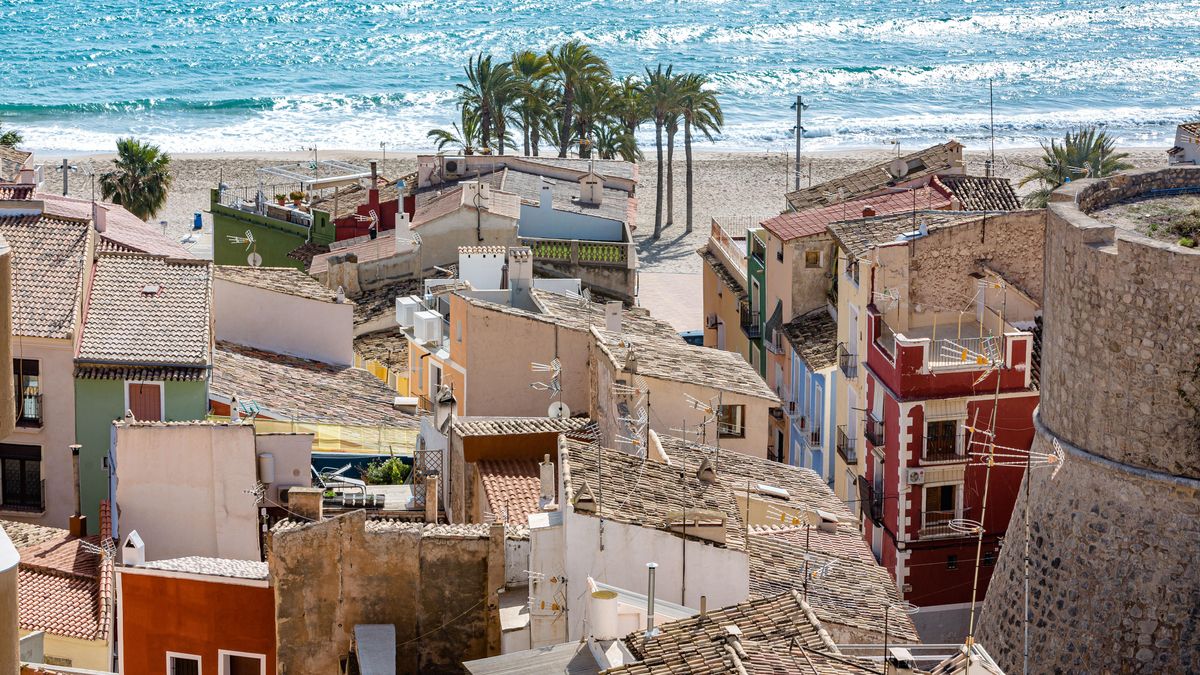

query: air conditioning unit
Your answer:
[705,313,719,329]
[396,295,422,329]
[443,156,466,179]
[413,310,443,345]
[907,468,925,485]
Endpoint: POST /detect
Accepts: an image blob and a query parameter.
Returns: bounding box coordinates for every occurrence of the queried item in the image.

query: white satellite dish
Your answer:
[548,401,571,419]
[247,251,263,267]
[888,158,909,178]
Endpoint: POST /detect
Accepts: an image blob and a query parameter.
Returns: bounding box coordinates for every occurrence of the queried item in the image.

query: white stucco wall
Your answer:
[252,432,314,504]
[113,423,261,562]
[214,278,354,365]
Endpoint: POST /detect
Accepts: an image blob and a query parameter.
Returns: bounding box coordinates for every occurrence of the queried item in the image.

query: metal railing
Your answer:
[740,306,762,339]
[875,319,898,360]
[919,507,971,539]
[809,427,822,446]
[0,478,45,512]
[836,425,857,465]
[16,392,41,427]
[838,343,857,379]
[923,436,966,462]
[710,215,770,272]
[929,335,1002,369]
[865,413,885,447]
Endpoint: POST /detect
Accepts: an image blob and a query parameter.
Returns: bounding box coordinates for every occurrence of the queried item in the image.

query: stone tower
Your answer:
[977,168,1200,673]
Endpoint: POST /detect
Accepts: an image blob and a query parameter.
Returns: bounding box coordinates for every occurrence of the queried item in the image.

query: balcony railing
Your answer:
[864,413,885,447]
[809,427,821,446]
[919,507,972,539]
[740,306,762,340]
[923,438,967,463]
[836,425,856,465]
[15,392,42,427]
[838,343,857,379]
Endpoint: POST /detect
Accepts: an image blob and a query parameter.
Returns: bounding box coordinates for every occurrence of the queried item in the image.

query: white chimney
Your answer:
[395,213,412,254]
[538,454,556,509]
[229,395,240,422]
[539,184,553,210]
[604,301,622,333]
[92,202,108,233]
[589,589,620,640]
[336,286,346,304]
[645,562,660,640]
[122,530,145,566]
[580,166,604,205]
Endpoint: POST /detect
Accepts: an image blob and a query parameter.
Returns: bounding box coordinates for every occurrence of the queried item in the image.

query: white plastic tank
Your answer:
[257,453,276,485]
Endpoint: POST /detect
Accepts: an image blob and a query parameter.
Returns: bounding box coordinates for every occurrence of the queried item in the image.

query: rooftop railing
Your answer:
[520,236,633,269]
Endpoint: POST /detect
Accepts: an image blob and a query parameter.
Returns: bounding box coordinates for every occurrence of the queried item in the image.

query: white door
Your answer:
[716,319,726,350]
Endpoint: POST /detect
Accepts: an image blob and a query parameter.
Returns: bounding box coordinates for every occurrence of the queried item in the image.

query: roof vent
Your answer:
[696,457,717,484]
[141,284,160,296]
[572,481,597,513]
[754,483,790,500]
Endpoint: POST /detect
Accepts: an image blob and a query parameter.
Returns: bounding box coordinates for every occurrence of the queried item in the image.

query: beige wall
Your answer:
[1,338,76,529]
[22,632,109,672]
[700,256,749,360]
[214,279,355,366]
[251,433,314,505]
[415,212,519,272]
[114,423,261,562]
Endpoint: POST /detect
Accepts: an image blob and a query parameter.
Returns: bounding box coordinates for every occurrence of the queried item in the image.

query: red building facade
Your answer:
[117,560,275,675]
[858,303,1039,619]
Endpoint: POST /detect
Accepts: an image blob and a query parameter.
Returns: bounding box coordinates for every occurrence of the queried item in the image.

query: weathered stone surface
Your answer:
[978,168,1200,674]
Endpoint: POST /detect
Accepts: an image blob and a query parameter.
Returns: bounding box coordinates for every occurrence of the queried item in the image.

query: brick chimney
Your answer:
[92,202,108,233]
[68,444,87,537]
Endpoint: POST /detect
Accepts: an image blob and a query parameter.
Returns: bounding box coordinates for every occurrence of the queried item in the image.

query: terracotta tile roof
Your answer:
[0,521,112,642]
[138,556,269,580]
[763,185,953,242]
[309,177,401,221]
[309,231,413,274]
[77,253,212,367]
[0,146,31,182]
[933,174,1022,211]
[608,591,843,674]
[785,141,964,211]
[38,192,194,258]
[780,310,838,371]
[453,416,594,437]
[0,183,34,200]
[354,328,408,368]
[591,328,780,401]
[1180,121,1200,136]
[477,459,545,525]
[0,212,89,338]
[699,247,748,302]
[73,364,209,381]
[287,240,330,266]
[214,264,343,303]
[272,516,494,538]
[501,168,632,224]
[727,638,884,675]
[411,186,522,228]
[528,289,681,341]
[828,211,985,260]
[212,341,420,427]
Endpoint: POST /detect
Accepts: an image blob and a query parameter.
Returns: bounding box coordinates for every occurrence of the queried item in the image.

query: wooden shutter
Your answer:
[128,383,163,422]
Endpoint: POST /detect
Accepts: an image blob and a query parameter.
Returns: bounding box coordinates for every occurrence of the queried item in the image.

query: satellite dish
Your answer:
[247,251,263,267]
[888,158,909,178]
[549,401,571,419]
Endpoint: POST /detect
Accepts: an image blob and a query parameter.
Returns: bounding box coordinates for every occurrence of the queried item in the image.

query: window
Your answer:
[923,484,959,529]
[219,650,266,675]
[776,243,783,262]
[125,381,163,422]
[925,419,960,460]
[983,550,996,566]
[947,554,958,570]
[718,405,745,439]
[0,444,41,510]
[13,359,40,427]
[805,250,821,268]
[430,363,442,396]
[167,653,201,675]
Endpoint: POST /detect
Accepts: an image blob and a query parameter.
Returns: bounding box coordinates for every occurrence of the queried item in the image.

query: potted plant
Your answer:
[289,190,305,206]
[274,193,286,206]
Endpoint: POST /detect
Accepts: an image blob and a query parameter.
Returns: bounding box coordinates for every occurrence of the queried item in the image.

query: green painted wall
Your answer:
[210,188,334,269]
[73,377,208,530]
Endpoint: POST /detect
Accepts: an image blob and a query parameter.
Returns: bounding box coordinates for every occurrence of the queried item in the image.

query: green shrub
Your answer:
[362,457,411,485]
[1179,236,1196,248]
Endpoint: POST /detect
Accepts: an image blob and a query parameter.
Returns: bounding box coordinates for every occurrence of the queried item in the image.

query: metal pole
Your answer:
[645,562,658,640]
[62,158,69,195]
[989,79,996,177]
[793,95,804,191]
[884,604,890,671]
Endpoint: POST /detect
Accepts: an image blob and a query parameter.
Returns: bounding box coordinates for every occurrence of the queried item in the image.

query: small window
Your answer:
[805,250,821,268]
[0,443,42,510]
[925,419,959,459]
[776,244,783,262]
[168,654,201,675]
[220,651,266,675]
[947,554,958,570]
[718,405,745,439]
[13,359,41,427]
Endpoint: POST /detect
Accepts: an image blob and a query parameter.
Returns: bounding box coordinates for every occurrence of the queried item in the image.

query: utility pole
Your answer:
[791,95,808,192]
[61,158,70,195]
[988,79,996,178]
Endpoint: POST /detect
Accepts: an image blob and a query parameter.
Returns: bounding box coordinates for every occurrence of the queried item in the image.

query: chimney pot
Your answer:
[69,444,86,537]
[122,530,145,566]
[539,184,553,209]
[862,205,876,218]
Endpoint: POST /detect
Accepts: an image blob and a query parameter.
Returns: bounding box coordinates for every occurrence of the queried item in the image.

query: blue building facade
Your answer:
[783,310,839,486]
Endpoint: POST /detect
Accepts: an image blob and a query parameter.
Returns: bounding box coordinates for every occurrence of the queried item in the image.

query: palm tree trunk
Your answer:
[522,112,531,156]
[531,124,540,157]
[666,125,676,227]
[497,118,506,155]
[654,121,664,239]
[559,88,574,158]
[684,120,694,234]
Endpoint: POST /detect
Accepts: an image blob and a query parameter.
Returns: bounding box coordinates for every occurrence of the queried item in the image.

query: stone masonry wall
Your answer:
[908,210,1046,312]
[270,511,504,674]
[978,168,1200,674]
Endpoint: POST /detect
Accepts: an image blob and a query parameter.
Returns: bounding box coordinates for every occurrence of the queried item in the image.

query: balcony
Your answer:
[837,343,857,379]
[923,438,967,463]
[864,413,885,448]
[919,507,973,539]
[836,425,856,465]
[15,393,42,428]
[740,306,762,340]
[809,427,822,447]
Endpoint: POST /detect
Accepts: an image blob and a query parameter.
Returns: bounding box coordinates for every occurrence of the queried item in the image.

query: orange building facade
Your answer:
[117,563,275,675]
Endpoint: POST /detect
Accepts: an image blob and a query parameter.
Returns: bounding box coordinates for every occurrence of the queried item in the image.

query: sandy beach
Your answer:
[32,146,1170,274]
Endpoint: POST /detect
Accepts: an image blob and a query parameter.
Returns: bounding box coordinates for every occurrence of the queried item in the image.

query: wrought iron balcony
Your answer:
[740,306,762,340]
[836,425,857,465]
[865,413,885,447]
[837,343,857,379]
[809,427,822,446]
[919,507,973,539]
[15,393,41,428]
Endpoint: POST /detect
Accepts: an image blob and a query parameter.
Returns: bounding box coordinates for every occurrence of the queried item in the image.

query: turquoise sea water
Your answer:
[0,0,1197,153]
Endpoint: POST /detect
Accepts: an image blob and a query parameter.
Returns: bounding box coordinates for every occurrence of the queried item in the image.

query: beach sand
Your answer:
[33,147,1169,273]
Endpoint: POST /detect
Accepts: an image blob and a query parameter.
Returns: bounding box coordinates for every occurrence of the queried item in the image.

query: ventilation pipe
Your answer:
[538,454,556,509]
[68,444,86,537]
[644,562,659,640]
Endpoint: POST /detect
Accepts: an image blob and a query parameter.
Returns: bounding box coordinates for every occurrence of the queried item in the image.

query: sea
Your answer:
[0,0,1197,154]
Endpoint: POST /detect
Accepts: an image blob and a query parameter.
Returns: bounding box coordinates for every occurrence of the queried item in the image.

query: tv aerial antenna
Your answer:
[226,229,262,267]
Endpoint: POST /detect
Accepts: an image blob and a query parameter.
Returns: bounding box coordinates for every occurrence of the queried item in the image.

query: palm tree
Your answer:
[612,75,646,138]
[458,54,515,154]
[664,91,681,227]
[98,138,173,221]
[511,50,551,156]
[1018,127,1132,207]
[641,64,676,239]
[0,124,20,148]
[677,73,723,233]
[572,79,613,159]
[592,122,641,162]
[427,106,480,155]
[547,40,611,158]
